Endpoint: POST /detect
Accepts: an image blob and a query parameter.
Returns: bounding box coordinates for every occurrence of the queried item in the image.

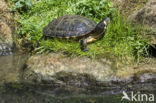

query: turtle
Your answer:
[37,15,110,51]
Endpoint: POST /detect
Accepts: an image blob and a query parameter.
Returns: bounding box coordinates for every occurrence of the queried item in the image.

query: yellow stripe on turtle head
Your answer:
[103,21,107,25]
[103,21,107,29]
[65,36,70,39]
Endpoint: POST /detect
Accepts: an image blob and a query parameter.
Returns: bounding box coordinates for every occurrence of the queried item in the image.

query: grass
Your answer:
[11,0,150,62]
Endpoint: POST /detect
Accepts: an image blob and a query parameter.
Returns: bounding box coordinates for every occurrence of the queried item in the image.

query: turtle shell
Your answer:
[43,15,97,38]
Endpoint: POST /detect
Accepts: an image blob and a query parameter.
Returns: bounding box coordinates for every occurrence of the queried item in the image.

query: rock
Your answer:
[139,73,156,83]
[110,0,125,7]
[127,0,156,28]
[23,53,125,93]
[0,0,14,56]
[23,53,156,92]
[0,43,12,56]
[111,0,147,17]
[127,0,156,44]
[23,53,115,84]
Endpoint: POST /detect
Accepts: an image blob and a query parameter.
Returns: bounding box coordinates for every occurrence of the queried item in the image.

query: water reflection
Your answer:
[0,86,128,103]
[0,52,28,85]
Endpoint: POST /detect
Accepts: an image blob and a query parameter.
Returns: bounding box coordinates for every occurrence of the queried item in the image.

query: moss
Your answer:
[10,83,24,90]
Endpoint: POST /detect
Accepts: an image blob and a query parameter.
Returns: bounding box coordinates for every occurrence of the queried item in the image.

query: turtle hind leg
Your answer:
[81,39,90,52]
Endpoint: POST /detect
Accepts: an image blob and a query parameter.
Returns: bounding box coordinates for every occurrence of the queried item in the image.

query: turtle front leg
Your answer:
[81,39,90,51]
[81,37,97,51]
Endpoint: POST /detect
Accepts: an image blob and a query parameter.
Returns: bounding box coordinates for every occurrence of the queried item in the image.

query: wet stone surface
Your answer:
[0,43,12,56]
[0,0,14,56]
[23,53,156,93]
[23,53,115,84]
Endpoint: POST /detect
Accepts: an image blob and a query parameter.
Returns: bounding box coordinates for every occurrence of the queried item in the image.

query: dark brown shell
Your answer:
[43,15,96,38]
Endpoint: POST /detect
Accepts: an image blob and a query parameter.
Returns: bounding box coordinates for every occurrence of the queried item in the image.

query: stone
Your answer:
[23,53,115,84]
[23,53,156,91]
[127,0,156,28]
[110,0,125,7]
[111,0,147,17]
[0,0,14,56]
[127,0,156,44]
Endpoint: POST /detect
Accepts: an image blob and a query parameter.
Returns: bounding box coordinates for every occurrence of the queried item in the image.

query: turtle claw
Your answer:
[82,47,90,52]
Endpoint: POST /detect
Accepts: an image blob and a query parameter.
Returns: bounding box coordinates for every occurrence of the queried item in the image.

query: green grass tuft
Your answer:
[13,0,150,62]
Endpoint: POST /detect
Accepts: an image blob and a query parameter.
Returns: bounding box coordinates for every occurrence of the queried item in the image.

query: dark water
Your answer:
[0,53,155,103]
[0,88,120,103]
[0,85,129,103]
[0,85,156,103]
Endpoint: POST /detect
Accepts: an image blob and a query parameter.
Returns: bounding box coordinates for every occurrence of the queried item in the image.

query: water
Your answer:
[0,52,27,85]
[0,85,126,103]
[0,85,155,103]
[0,53,155,103]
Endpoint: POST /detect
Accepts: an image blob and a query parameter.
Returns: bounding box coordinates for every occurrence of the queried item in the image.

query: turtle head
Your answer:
[97,17,110,31]
[94,17,110,34]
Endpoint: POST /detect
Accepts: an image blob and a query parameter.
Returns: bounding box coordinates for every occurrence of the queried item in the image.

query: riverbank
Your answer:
[0,0,155,103]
